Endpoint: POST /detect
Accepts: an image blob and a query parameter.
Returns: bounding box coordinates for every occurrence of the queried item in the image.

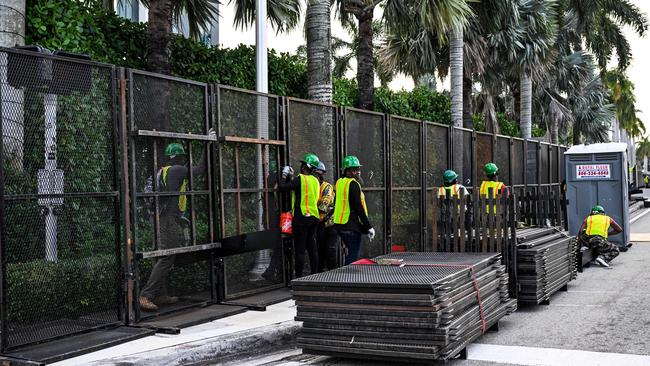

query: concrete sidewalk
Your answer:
[52,301,299,366]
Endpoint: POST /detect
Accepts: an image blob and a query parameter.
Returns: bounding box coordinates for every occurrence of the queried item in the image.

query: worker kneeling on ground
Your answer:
[333,156,374,265]
[313,162,339,271]
[577,205,622,268]
[140,130,215,311]
[280,153,322,278]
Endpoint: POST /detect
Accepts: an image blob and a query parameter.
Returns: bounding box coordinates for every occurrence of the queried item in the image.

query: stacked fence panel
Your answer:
[0,49,121,349]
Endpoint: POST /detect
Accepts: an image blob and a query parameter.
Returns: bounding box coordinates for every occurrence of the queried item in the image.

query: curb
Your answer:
[86,320,301,366]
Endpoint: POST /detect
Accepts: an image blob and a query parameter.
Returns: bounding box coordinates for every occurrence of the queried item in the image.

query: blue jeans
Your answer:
[338,230,363,265]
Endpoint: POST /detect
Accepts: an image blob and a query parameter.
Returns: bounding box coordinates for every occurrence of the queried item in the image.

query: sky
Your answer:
[217,1,650,134]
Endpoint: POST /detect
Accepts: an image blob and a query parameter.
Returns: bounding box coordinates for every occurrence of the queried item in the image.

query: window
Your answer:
[116,0,133,20]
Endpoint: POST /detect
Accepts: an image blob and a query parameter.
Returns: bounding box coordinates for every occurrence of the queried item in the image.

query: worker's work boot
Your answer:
[595,256,609,268]
[139,296,158,311]
[155,295,179,305]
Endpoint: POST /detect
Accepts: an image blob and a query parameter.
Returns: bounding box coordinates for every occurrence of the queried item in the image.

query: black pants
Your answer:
[293,219,319,278]
[317,223,340,272]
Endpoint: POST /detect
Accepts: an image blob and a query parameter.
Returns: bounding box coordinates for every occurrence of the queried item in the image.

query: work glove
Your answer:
[367,227,376,241]
[207,128,217,141]
[282,166,294,179]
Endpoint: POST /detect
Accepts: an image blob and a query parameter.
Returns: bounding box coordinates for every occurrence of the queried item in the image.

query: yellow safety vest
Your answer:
[479,180,505,198]
[161,166,187,212]
[480,180,505,214]
[333,177,368,225]
[585,214,611,239]
[438,184,462,198]
[318,181,335,221]
[291,174,320,217]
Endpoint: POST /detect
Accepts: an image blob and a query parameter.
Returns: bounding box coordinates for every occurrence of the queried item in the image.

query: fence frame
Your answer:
[0,48,123,351]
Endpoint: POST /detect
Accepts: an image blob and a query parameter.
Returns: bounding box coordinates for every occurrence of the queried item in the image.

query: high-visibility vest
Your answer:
[291,174,320,217]
[479,180,505,198]
[318,181,335,221]
[585,214,611,239]
[161,166,187,212]
[333,177,368,225]
[480,180,505,214]
[438,184,462,198]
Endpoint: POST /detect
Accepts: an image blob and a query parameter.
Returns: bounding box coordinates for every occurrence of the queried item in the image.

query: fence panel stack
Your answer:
[293,252,516,361]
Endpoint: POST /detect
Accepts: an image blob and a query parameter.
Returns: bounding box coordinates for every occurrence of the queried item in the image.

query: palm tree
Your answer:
[603,70,645,141]
[569,0,648,71]
[637,137,650,173]
[305,0,332,102]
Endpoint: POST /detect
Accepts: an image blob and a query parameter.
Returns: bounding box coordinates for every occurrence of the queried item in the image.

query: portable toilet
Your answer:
[564,143,629,247]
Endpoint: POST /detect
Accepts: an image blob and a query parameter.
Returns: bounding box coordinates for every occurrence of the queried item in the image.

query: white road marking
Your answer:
[468,344,650,366]
[548,304,602,307]
[630,207,650,224]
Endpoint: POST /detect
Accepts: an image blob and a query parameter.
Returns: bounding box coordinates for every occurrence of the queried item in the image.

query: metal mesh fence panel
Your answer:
[512,139,524,186]
[216,86,283,299]
[452,128,473,188]
[495,136,511,186]
[560,147,566,182]
[541,143,550,184]
[345,108,385,257]
[287,99,337,183]
[0,49,121,349]
[390,117,421,252]
[526,141,538,185]
[129,70,215,320]
[425,123,449,249]
[476,132,493,177]
[551,145,559,184]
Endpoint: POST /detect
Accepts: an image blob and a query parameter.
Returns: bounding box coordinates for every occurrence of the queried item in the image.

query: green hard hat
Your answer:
[484,163,498,176]
[591,205,605,214]
[443,170,458,184]
[165,142,186,157]
[342,155,362,170]
[301,153,320,169]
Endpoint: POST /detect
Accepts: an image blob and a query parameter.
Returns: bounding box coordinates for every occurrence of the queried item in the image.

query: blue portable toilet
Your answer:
[564,143,629,248]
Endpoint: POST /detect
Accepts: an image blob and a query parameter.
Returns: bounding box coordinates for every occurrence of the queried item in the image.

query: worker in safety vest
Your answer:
[333,156,375,265]
[140,130,215,311]
[279,153,322,277]
[645,175,649,188]
[577,205,622,268]
[438,170,469,199]
[313,162,340,271]
[479,163,509,213]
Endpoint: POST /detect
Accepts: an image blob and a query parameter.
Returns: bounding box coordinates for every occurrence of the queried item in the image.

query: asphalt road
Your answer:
[231,208,650,366]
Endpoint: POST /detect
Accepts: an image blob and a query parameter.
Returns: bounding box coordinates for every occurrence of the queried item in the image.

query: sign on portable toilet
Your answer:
[564,143,629,248]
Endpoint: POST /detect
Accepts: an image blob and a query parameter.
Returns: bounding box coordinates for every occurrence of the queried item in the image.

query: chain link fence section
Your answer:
[452,127,474,189]
[476,132,494,182]
[128,70,215,321]
[286,98,338,183]
[344,108,386,258]
[0,49,121,349]
[425,123,449,251]
[390,116,422,252]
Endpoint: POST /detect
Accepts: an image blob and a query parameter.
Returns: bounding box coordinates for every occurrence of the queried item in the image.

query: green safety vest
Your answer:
[333,177,368,225]
[291,174,320,217]
[161,166,187,212]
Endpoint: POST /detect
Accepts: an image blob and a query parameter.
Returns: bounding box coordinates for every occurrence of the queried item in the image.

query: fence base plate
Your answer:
[222,288,292,311]
[0,326,153,365]
[137,304,247,334]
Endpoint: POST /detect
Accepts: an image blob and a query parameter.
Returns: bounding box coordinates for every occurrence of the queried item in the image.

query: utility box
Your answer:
[565,143,629,247]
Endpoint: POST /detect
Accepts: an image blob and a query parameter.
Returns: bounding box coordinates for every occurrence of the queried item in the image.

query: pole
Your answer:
[250,0,271,281]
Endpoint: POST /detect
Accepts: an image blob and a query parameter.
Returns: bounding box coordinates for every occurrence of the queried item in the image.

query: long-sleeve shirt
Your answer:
[158,151,208,217]
[278,174,319,226]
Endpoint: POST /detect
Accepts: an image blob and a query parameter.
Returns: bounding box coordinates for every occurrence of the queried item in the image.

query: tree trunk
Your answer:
[520,73,532,139]
[356,10,374,110]
[306,0,332,103]
[483,93,499,134]
[550,119,559,144]
[1,0,26,171]
[462,76,473,129]
[450,29,463,127]
[146,0,174,74]
[644,155,648,173]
